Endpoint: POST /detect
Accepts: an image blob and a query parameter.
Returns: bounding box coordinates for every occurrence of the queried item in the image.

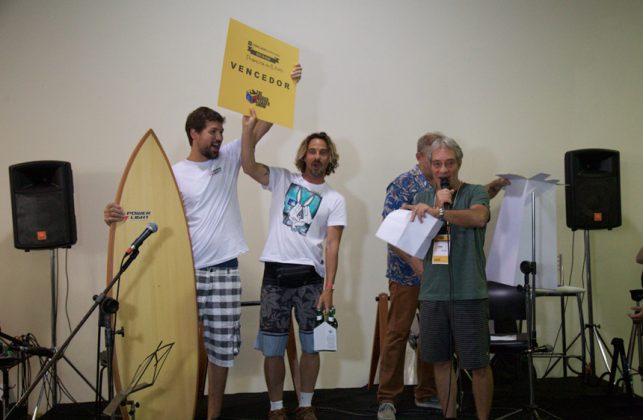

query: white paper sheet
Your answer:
[490,334,518,341]
[486,174,559,289]
[375,209,443,258]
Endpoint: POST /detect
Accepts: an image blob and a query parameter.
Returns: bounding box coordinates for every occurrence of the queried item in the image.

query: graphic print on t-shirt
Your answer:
[282,183,322,235]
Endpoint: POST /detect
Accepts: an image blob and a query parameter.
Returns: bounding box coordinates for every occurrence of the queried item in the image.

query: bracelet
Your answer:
[438,207,445,221]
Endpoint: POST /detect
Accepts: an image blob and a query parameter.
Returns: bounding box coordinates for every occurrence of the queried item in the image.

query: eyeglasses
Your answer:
[431,159,458,169]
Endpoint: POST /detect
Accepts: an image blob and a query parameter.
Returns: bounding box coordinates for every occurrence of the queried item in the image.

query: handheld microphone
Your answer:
[126,222,158,254]
[440,178,452,210]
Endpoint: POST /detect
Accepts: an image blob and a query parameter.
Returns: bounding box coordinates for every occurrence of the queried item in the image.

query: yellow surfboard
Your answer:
[106,129,198,419]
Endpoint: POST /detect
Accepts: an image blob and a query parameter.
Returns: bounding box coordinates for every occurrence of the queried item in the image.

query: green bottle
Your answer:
[327,307,338,329]
[315,309,324,327]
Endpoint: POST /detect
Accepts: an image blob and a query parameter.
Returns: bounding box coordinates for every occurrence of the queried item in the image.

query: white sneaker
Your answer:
[377,402,396,420]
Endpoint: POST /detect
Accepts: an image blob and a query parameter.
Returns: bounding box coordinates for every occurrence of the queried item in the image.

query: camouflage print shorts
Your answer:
[258,262,323,334]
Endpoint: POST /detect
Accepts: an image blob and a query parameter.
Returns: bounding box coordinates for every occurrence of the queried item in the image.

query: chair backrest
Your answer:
[487,281,526,322]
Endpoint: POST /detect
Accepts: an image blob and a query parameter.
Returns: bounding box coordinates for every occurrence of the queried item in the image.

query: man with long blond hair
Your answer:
[241,109,346,420]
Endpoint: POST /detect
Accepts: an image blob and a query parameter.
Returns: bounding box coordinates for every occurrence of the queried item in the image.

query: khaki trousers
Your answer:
[377,281,437,403]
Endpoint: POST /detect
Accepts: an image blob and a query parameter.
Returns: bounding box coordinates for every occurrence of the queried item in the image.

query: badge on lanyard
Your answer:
[432,234,449,265]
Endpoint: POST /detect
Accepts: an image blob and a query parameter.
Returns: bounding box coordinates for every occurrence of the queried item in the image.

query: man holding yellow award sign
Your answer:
[106,18,301,419]
[241,108,346,420]
[104,64,301,420]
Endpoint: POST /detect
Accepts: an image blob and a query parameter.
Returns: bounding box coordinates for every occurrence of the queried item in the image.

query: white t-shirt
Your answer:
[172,138,248,269]
[260,167,347,278]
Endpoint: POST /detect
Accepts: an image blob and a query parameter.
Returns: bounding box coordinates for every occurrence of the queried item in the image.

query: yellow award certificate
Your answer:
[218,18,299,127]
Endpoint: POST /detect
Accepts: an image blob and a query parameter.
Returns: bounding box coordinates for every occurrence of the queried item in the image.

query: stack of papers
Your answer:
[375,209,443,258]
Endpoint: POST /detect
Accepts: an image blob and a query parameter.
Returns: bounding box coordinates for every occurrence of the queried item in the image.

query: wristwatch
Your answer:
[438,207,445,221]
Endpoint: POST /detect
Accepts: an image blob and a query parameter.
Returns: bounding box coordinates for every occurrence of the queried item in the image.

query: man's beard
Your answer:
[200,143,220,160]
[309,161,325,178]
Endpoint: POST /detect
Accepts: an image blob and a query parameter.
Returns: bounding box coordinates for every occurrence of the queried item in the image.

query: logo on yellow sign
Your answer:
[246,89,270,108]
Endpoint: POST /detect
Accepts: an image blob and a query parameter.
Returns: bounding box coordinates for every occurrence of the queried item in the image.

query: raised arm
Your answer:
[251,64,302,142]
[241,64,302,186]
[439,204,489,228]
[317,225,344,313]
[409,203,489,228]
[241,107,271,186]
[407,188,489,228]
[485,177,510,199]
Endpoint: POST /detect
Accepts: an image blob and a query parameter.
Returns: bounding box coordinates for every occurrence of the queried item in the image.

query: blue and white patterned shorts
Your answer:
[255,262,323,356]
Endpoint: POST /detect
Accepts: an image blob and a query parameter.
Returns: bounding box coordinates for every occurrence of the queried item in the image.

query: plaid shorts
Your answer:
[419,299,490,370]
[196,264,241,368]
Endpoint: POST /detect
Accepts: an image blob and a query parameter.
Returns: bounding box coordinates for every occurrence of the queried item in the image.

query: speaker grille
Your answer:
[564,149,621,230]
[9,161,77,250]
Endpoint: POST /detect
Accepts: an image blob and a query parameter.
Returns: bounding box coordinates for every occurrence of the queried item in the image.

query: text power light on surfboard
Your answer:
[126,222,158,254]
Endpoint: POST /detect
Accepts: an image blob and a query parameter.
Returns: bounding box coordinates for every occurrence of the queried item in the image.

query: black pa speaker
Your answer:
[564,149,621,230]
[9,161,77,250]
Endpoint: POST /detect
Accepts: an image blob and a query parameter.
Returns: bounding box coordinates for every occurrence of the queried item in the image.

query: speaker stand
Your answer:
[5,249,141,419]
[49,249,59,404]
[47,249,97,408]
[582,230,613,377]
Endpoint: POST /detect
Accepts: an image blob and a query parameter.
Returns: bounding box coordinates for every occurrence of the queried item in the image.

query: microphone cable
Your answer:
[441,179,458,416]
[64,248,73,334]
[446,213,457,416]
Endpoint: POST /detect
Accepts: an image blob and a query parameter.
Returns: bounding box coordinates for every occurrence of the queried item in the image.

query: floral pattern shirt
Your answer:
[382,165,432,286]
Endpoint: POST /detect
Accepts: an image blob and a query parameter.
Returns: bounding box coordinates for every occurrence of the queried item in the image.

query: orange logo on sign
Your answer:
[37,231,47,240]
[593,213,603,222]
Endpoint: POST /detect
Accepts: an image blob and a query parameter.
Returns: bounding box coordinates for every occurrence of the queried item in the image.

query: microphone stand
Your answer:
[4,249,141,420]
[95,295,122,418]
[497,191,561,419]
[518,260,560,419]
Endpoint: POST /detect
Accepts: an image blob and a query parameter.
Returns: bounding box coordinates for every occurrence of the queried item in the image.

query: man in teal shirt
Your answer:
[409,136,493,420]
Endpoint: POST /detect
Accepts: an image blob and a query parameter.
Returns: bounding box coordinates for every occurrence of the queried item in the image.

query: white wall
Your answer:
[1,0,642,402]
